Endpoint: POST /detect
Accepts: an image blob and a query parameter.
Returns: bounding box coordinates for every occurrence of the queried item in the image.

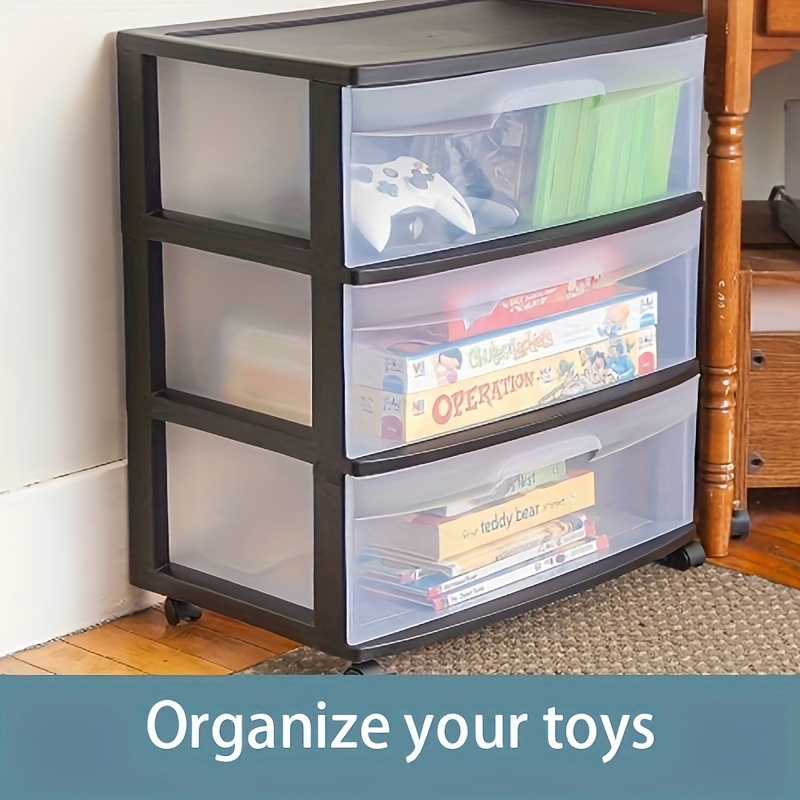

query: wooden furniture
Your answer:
[737,201,800,490]
[578,0,800,558]
[703,1,800,556]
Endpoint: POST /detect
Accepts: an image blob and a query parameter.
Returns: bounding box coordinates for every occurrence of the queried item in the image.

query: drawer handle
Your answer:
[751,350,767,369]
[748,453,764,473]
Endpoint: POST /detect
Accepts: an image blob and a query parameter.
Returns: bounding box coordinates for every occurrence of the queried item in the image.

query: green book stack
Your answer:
[531,80,684,229]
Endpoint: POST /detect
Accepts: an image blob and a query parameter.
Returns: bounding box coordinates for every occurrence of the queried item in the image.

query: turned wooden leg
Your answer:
[699,0,753,558]
[698,114,744,557]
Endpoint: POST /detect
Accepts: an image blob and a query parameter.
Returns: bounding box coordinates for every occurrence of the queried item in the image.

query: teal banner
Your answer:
[1,676,798,799]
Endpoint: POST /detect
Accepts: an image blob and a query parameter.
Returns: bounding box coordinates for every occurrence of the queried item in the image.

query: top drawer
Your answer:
[343,37,705,266]
[149,23,704,267]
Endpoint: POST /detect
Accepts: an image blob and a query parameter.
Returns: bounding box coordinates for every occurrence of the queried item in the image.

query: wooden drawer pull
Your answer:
[748,453,765,473]
[750,349,767,369]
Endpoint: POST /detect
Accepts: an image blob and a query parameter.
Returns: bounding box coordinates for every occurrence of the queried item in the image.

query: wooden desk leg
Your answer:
[699,0,753,558]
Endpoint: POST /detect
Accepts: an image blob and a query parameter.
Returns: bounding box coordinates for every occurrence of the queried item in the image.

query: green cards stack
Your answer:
[532,81,683,229]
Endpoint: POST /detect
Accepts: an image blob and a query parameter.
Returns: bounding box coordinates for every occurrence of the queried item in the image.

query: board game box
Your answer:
[355,272,624,344]
[352,287,657,394]
[350,327,657,447]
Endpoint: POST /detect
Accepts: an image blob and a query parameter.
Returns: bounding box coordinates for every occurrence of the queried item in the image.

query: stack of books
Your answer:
[533,81,683,228]
[350,282,658,446]
[357,463,607,612]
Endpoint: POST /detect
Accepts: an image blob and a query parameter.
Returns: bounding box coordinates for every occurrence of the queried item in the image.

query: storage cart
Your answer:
[117,0,707,674]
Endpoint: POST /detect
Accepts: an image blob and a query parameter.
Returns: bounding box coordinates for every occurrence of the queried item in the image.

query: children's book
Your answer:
[360,514,591,594]
[359,513,590,581]
[363,533,610,612]
[359,471,595,562]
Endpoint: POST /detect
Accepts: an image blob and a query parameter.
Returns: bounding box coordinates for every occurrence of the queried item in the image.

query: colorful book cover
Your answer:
[352,287,658,394]
[363,533,609,611]
[360,515,590,595]
[359,512,590,580]
[360,471,595,562]
[350,327,657,447]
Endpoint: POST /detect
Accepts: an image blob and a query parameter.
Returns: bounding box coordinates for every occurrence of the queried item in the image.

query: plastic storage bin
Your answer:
[345,208,701,456]
[345,376,698,645]
[344,38,704,265]
[118,0,707,667]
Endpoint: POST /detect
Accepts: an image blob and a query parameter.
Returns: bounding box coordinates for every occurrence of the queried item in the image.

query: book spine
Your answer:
[426,526,587,599]
[432,537,603,612]
[428,460,568,517]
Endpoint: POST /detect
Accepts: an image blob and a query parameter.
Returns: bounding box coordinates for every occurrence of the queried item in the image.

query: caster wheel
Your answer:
[660,541,706,572]
[343,660,385,675]
[164,598,203,627]
[731,509,751,540]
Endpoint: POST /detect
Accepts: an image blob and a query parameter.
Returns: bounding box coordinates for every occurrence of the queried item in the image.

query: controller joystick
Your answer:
[350,156,476,252]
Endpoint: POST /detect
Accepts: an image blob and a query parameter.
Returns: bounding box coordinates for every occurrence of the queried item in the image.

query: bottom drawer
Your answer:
[748,333,800,487]
[345,376,698,646]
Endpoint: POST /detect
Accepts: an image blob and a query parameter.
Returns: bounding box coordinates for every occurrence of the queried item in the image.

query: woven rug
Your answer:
[247,564,800,675]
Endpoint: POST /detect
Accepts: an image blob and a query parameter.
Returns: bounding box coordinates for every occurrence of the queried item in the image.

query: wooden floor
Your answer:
[0,606,299,676]
[710,488,800,590]
[1,489,797,675]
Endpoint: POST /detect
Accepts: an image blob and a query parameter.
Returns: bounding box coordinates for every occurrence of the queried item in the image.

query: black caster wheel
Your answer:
[343,660,385,675]
[164,598,203,627]
[660,541,706,572]
[731,509,751,540]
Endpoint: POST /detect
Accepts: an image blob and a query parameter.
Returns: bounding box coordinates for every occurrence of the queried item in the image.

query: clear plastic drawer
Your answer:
[343,37,705,266]
[166,424,314,609]
[163,244,312,426]
[345,209,700,457]
[344,376,698,646]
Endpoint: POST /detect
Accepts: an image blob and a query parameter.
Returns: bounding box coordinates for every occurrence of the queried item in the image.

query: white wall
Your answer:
[0,3,796,657]
[0,0,371,658]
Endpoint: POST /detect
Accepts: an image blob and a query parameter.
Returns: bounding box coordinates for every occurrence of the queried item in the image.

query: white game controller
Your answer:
[350,156,477,252]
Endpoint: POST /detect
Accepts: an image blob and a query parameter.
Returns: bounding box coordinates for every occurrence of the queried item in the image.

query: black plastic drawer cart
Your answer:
[117,0,708,673]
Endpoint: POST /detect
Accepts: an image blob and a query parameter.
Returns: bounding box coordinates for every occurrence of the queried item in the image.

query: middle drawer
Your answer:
[345,207,701,458]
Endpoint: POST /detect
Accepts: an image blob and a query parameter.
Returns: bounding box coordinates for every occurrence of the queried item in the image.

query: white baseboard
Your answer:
[0,461,158,657]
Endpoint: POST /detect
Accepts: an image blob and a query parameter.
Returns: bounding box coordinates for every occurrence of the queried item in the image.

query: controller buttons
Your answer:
[352,165,374,183]
[383,167,399,178]
[408,168,435,190]
[377,180,399,197]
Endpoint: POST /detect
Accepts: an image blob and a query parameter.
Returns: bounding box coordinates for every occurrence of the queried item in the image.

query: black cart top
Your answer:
[117,0,706,87]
